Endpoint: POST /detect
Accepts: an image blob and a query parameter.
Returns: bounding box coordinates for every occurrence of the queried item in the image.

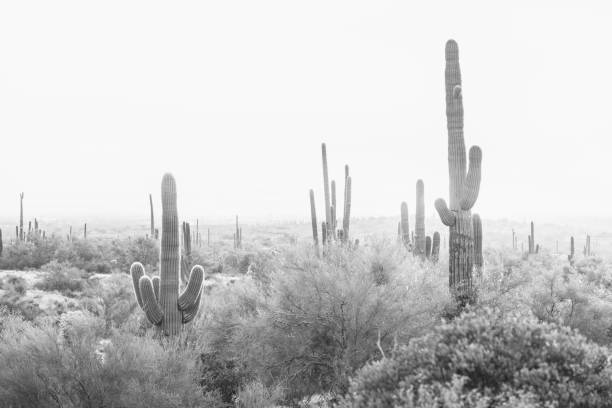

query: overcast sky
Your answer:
[1,1,611,222]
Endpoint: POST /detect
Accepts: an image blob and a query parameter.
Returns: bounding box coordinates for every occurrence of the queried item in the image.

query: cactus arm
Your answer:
[460,146,482,210]
[130,262,145,309]
[435,199,456,227]
[181,289,202,324]
[139,276,164,325]
[178,265,204,311]
[152,276,160,302]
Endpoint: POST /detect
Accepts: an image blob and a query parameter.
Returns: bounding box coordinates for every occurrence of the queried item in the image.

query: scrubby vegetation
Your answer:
[2,237,612,407]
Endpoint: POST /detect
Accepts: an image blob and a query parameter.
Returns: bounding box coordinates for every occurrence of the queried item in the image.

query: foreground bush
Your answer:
[193,243,449,403]
[339,308,612,407]
[0,310,213,408]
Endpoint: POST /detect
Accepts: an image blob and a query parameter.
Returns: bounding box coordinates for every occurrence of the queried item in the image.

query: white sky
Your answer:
[1,1,611,222]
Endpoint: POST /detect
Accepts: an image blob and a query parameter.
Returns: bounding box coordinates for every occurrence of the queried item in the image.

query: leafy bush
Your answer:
[193,244,448,404]
[0,310,211,408]
[34,261,87,295]
[235,380,284,408]
[339,308,612,407]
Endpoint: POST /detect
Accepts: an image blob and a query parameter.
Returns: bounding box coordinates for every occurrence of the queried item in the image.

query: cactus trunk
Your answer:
[309,189,319,252]
[400,202,410,247]
[435,40,482,302]
[149,193,155,238]
[473,214,483,276]
[414,180,425,257]
[19,193,24,241]
[431,231,440,263]
[131,174,203,336]
[322,143,331,238]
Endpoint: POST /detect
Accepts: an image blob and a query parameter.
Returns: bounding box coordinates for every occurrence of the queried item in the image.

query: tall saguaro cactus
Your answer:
[309,189,319,253]
[322,143,331,237]
[343,174,352,243]
[19,193,24,241]
[435,40,482,300]
[131,173,204,336]
[400,202,410,247]
[415,180,426,257]
[149,193,155,238]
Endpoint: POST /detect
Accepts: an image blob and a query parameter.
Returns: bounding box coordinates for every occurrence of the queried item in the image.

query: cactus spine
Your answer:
[431,231,440,263]
[473,214,483,276]
[131,173,203,336]
[400,202,410,247]
[414,179,425,257]
[435,40,482,300]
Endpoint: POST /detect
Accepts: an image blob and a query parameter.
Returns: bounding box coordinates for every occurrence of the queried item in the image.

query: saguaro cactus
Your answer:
[322,143,331,237]
[473,214,483,276]
[400,202,410,247]
[343,176,352,243]
[309,189,319,252]
[431,231,440,263]
[435,40,482,300]
[415,180,426,257]
[569,236,575,264]
[131,173,203,336]
[425,236,432,259]
[149,193,155,238]
[528,221,535,254]
[19,193,24,241]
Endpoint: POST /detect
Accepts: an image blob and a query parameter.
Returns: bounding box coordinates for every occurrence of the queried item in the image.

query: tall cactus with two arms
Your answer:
[131,173,204,336]
[435,40,482,300]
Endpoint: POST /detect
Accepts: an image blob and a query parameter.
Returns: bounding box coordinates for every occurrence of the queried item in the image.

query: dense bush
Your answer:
[192,243,448,404]
[0,310,213,408]
[339,308,612,407]
[34,261,87,295]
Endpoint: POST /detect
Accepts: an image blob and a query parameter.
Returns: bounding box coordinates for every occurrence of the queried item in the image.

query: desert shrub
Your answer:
[0,275,43,320]
[339,308,612,407]
[81,272,140,334]
[201,244,448,403]
[0,236,62,270]
[235,380,284,408]
[0,310,209,408]
[190,279,263,403]
[34,261,87,295]
[109,236,159,272]
[53,238,113,273]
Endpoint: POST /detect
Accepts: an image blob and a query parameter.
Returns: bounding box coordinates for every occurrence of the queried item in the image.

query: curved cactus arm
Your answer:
[152,276,160,302]
[178,265,204,311]
[182,289,202,324]
[460,146,482,210]
[130,262,145,309]
[435,199,456,227]
[138,276,164,325]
